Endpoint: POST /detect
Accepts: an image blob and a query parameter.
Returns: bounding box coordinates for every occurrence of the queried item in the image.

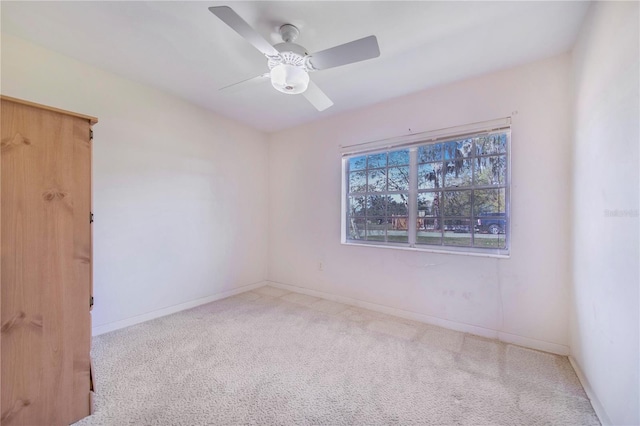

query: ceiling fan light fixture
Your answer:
[270,64,309,95]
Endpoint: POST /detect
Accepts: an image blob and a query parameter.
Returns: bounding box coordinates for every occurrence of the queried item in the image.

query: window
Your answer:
[343,128,510,256]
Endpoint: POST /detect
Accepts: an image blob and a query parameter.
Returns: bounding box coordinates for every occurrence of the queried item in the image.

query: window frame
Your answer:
[341,126,511,257]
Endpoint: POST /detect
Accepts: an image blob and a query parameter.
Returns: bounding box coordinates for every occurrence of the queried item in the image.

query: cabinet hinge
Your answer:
[90,212,94,224]
[90,129,93,141]
[90,296,94,308]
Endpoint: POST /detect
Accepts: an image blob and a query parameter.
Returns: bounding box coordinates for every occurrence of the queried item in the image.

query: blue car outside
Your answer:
[475,213,506,234]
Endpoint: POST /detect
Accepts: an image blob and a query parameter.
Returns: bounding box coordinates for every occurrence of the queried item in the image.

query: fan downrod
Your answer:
[279,24,300,43]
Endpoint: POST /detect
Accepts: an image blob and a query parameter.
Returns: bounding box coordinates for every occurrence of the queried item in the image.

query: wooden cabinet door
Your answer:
[1,98,95,425]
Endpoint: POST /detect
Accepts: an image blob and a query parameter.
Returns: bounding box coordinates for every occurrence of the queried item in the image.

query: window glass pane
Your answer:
[445,159,472,187]
[444,139,473,160]
[417,192,442,217]
[474,188,506,215]
[475,156,506,186]
[365,219,386,241]
[474,215,506,236]
[366,195,386,216]
[418,163,443,189]
[418,144,442,162]
[474,187,506,248]
[418,217,442,232]
[416,228,442,246]
[417,218,442,245]
[388,194,409,216]
[388,217,409,243]
[388,167,409,191]
[389,149,410,166]
[476,134,507,155]
[367,153,387,169]
[348,155,367,171]
[367,169,386,191]
[443,219,472,246]
[474,231,506,249]
[347,217,365,240]
[349,171,367,193]
[444,191,471,216]
[348,196,365,216]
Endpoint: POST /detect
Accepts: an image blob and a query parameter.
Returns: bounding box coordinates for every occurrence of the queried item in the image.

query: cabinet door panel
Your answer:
[1,99,92,425]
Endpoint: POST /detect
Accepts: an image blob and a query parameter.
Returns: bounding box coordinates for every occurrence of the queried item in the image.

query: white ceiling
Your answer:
[1,1,590,132]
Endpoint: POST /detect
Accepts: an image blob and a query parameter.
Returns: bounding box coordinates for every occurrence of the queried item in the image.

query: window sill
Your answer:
[341,241,510,258]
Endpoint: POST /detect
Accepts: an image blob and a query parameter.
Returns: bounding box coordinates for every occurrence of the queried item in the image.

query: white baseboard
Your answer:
[497,331,569,356]
[267,280,570,356]
[92,280,267,336]
[568,356,611,425]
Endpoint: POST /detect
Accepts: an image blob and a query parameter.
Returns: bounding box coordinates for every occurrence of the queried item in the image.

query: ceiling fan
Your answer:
[209,6,381,111]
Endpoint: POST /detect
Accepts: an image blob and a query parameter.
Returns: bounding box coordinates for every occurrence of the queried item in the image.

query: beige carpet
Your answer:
[75,286,599,425]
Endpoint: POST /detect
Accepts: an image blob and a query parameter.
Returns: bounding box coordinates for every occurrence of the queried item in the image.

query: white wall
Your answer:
[268,55,573,354]
[1,34,269,333]
[570,2,640,425]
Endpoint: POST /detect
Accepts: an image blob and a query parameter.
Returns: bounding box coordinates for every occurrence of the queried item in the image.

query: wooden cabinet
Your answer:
[1,96,97,425]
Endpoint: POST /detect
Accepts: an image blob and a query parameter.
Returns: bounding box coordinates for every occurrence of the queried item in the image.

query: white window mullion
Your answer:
[408,148,418,246]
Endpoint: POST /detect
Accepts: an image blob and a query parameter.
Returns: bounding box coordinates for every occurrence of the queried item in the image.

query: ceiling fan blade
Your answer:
[209,6,280,57]
[219,73,270,93]
[307,35,380,70]
[303,79,334,111]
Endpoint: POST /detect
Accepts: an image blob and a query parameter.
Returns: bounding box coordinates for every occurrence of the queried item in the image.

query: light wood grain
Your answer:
[1,98,94,425]
[69,117,92,423]
[0,95,98,125]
